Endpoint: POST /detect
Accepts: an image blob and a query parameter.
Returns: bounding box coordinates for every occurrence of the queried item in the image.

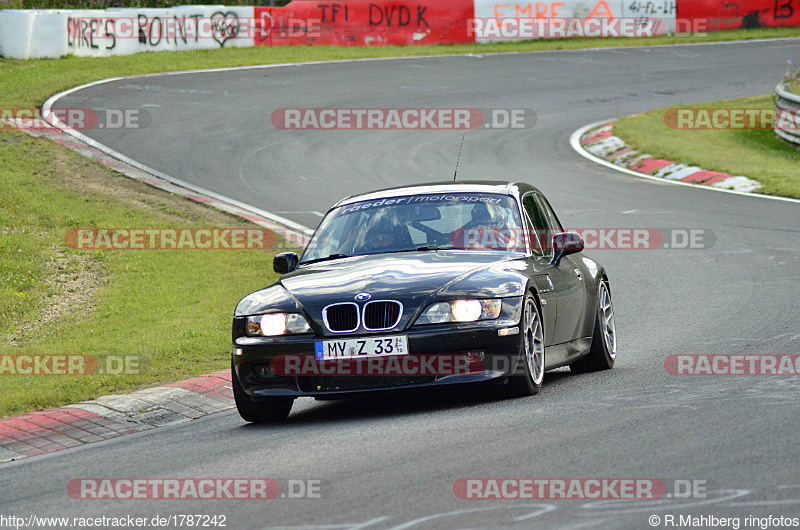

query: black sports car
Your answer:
[231,181,616,422]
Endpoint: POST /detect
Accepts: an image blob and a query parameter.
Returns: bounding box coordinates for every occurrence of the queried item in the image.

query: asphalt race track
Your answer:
[5,40,800,528]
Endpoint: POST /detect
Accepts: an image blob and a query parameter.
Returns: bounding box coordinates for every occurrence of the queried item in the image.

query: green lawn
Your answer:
[614,95,800,199]
[0,130,292,417]
[1,28,798,417]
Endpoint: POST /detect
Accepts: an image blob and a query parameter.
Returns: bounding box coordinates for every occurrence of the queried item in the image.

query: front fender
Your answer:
[572,254,608,337]
[234,284,301,317]
[436,260,528,299]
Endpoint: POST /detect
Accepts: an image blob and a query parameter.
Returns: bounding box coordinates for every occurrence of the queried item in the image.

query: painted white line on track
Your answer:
[43,78,315,237]
[578,489,751,515]
[386,504,556,530]
[726,500,800,506]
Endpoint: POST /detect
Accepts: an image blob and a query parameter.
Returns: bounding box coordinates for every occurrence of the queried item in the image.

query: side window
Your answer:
[523,195,546,230]
[522,194,547,256]
[535,194,563,233]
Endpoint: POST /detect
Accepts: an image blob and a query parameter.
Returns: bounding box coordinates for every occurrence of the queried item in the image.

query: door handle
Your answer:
[574,268,583,280]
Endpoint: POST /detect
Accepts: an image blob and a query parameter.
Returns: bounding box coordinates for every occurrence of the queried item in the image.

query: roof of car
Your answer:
[334,181,533,207]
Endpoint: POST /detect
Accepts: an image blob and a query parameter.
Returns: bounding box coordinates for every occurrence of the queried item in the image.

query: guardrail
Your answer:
[775,81,800,146]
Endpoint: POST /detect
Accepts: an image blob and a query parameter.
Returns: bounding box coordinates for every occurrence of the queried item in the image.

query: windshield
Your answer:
[300,192,525,263]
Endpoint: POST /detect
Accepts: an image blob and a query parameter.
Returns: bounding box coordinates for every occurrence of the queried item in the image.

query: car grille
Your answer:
[323,303,359,333]
[363,301,402,331]
[298,375,436,392]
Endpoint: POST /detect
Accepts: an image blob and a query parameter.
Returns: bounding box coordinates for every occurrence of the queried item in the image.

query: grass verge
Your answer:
[614,95,800,199]
[0,28,797,417]
[0,130,287,417]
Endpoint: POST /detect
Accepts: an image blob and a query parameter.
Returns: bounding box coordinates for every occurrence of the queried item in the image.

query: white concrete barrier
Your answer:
[29,12,69,59]
[0,5,256,58]
[0,10,36,59]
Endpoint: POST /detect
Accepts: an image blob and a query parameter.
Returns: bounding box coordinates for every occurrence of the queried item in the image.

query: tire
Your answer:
[570,280,616,373]
[232,362,294,423]
[501,293,545,397]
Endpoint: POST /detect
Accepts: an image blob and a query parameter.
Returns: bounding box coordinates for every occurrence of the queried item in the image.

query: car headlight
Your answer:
[246,313,312,336]
[416,299,502,324]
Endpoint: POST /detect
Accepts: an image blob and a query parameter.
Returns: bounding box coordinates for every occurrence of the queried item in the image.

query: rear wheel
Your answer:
[570,280,616,373]
[232,362,294,423]
[501,293,545,397]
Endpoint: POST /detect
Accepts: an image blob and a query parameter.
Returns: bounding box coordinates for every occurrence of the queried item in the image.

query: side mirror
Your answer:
[273,252,299,274]
[551,232,584,264]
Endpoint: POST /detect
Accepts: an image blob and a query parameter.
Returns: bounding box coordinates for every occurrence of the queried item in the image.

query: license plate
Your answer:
[315,335,409,360]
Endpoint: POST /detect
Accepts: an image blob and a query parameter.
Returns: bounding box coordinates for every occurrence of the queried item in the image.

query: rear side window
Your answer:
[522,194,547,256]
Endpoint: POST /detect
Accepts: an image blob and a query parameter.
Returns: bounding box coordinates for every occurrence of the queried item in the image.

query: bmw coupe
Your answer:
[231,181,616,422]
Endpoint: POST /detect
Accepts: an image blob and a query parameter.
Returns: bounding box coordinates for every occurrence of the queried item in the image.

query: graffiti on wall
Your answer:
[67,11,244,51]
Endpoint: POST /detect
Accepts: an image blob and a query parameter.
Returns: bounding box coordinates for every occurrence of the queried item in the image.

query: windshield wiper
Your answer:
[303,248,443,263]
[375,246,444,255]
[299,253,349,265]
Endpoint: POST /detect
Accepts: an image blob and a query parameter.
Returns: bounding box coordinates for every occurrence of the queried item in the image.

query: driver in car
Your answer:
[459,202,518,251]
[364,217,413,252]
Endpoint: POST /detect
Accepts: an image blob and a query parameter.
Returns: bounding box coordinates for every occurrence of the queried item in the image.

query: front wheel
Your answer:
[501,293,545,397]
[570,280,616,373]
[232,362,294,423]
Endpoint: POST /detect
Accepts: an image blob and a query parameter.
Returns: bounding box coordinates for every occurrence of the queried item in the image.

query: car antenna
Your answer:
[453,135,465,182]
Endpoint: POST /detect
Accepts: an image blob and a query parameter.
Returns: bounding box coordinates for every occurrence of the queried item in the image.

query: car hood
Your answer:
[236,251,529,336]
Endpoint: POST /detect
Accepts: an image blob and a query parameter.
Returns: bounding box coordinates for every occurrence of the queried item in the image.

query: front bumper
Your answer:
[232,320,523,399]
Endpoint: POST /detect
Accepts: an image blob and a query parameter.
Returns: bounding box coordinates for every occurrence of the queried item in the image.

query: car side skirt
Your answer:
[544,337,593,370]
